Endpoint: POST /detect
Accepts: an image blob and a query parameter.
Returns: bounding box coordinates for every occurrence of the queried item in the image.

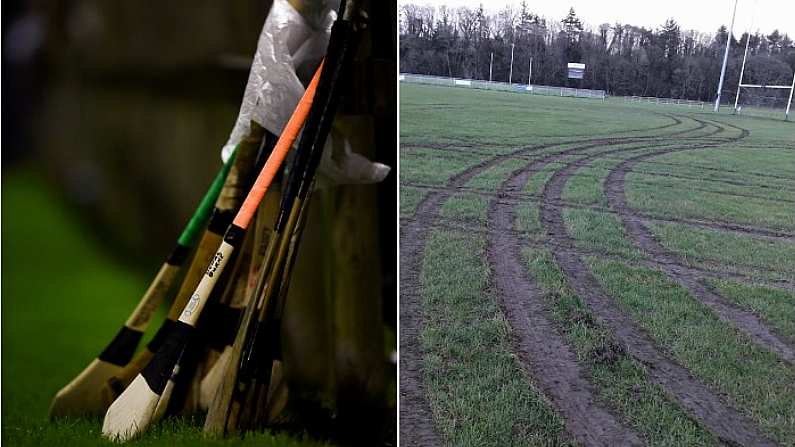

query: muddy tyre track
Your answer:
[405,210,795,293]
[603,131,795,363]
[489,194,644,446]
[403,181,795,242]
[531,119,778,446]
[399,129,706,445]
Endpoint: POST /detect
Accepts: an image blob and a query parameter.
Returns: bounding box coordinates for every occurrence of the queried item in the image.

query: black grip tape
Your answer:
[166,243,191,266]
[223,224,246,248]
[203,301,243,351]
[207,208,235,235]
[251,321,282,381]
[146,318,177,353]
[98,326,143,366]
[141,320,194,395]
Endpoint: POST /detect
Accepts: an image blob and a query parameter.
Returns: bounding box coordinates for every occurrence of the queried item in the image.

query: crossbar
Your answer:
[739,84,792,89]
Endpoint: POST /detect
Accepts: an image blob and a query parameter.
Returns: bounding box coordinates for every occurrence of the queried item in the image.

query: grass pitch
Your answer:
[400,83,795,446]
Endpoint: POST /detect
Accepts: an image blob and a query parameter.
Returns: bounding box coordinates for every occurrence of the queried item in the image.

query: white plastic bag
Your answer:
[221,0,389,185]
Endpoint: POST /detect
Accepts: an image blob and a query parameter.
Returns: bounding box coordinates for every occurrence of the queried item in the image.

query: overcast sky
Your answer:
[401,0,795,37]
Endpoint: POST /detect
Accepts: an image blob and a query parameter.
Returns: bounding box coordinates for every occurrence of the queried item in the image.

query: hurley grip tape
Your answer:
[146,319,177,353]
[203,301,244,351]
[141,320,194,395]
[99,326,144,366]
[166,243,192,266]
[207,209,236,235]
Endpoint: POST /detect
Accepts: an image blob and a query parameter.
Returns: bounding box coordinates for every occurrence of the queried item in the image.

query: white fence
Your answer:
[621,95,705,109]
[400,73,606,100]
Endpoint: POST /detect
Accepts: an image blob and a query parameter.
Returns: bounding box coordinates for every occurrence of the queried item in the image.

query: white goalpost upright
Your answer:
[785,72,795,120]
[714,0,739,112]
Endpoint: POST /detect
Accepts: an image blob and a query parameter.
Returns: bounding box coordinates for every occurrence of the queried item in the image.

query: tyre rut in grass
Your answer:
[398,134,683,445]
[529,118,777,446]
[402,114,780,445]
[601,124,795,363]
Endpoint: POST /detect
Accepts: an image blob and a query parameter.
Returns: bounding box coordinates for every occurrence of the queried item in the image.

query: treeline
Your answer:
[400,3,795,102]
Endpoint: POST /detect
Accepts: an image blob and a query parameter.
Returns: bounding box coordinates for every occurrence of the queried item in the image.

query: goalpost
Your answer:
[733,28,795,121]
[733,54,795,121]
[730,0,795,120]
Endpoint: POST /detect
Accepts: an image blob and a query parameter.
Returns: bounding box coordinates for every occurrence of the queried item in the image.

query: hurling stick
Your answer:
[209,11,361,432]
[204,51,342,434]
[251,195,315,427]
[160,132,278,417]
[181,132,280,414]
[240,11,363,428]
[212,205,297,433]
[202,203,286,434]
[237,186,314,431]
[165,217,257,416]
[198,188,281,410]
[98,126,264,409]
[48,148,237,419]
[102,62,324,442]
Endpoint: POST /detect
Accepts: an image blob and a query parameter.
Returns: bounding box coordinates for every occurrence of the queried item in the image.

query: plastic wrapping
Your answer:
[318,132,391,186]
[222,0,336,162]
[222,0,389,185]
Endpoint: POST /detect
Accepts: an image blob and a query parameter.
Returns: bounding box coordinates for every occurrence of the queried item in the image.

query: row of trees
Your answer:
[400,3,795,102]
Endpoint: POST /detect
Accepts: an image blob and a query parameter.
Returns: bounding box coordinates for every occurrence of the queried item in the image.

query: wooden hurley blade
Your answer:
[101,132,266,442]
[102,374,161,443]
[102,316,195,440]
[97,226,224,406]
[48,260,182,418]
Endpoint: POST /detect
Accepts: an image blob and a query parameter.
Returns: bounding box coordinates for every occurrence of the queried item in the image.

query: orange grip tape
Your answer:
[233,60,325,229]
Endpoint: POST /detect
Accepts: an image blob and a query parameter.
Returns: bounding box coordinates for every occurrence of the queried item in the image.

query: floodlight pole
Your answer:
[528,56,533,84]
[509,43,515,83]
[714,0,738,112]
[733,31,752,113]
[489,52,494,82]
[446,48,453,81]
[786,71,795,120]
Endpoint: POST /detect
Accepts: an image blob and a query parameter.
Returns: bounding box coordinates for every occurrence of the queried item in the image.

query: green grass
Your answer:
[644,145,795,182]
[514,202,541,234]
[524,162,566,195]
[648,222,795,280]
[562,208,643,261]
[420,230,570,446]
[627,171,795,204]
[400,149,476,186]
[624,145,795,231]
[1,168,332,447]
[626,177,795,230]
[439,193,489,224]
[400,185,425,217]
[401,84,678,145]
[465,158,531,191]
[706,279,795,341]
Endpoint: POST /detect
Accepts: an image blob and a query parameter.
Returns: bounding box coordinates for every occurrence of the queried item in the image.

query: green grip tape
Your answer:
[176,145,239,247]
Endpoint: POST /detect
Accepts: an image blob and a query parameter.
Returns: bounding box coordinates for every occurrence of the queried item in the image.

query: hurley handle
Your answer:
[177,61,325,328]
